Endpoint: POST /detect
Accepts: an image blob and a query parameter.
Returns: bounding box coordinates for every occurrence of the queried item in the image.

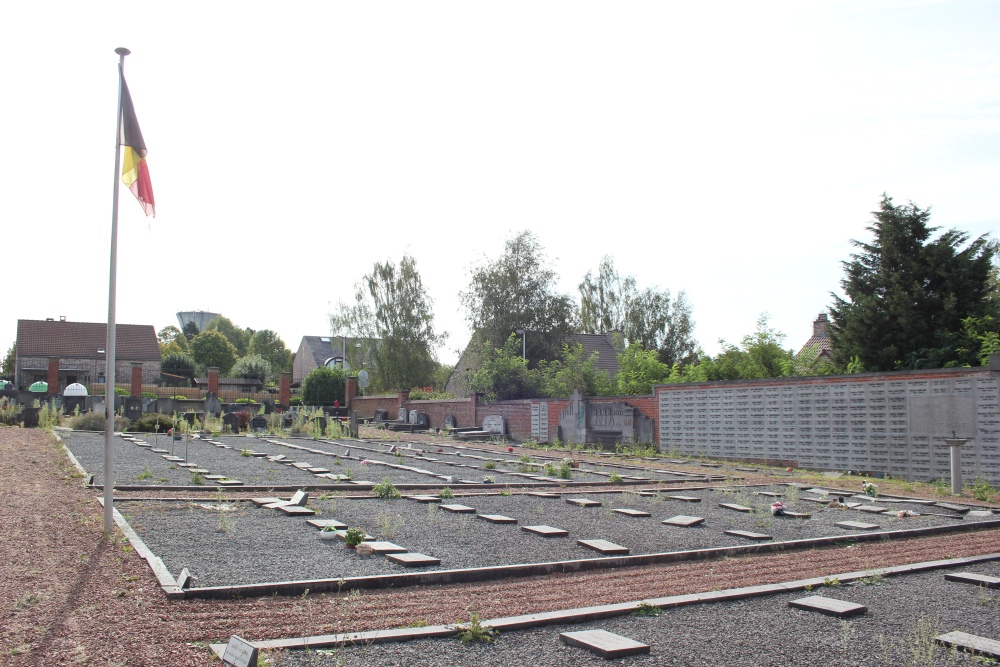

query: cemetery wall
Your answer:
[654,363,1000,484]
[404,398,476,431]
[350,395,404,419]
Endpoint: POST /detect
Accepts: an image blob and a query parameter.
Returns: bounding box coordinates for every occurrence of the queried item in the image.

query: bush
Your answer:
[438,487,455,499]
[373,478,402,499]
[161,351,197,379]
[141,392,158,399]
[301,367,346,405]
[126,413,176,433]
[235,410,254,430]
[114,387,129,396]
[289,395,303,406]
[234,397,255,404]
[69,412,130,431]
[0,398,21,426]
[231,353,272,383]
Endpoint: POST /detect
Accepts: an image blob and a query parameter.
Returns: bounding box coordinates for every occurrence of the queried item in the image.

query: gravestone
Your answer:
[63,396,87,415]
[444,415,457,429]
[557,390,655,447]
[934,632,1000,660]
[204,392,223,417]
[312,416,327,431]
[409,409,419,424]
[349,411,358,438]
[251,416,267,431]
[221,636,258,667]
[560,630,650,659]
[374,408,389,421]
[262,398,275,414]
[222,412,240,434]
[482,415,505,434]
[398,408,408,422]
[141,397,157,413]
[789,595,867,618]
[156,397,176,415]
[413,412,429,428]
[91,395,106,415]
[124,397,142,421]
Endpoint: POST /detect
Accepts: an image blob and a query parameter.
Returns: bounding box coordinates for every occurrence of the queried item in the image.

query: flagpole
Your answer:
[104,46,130,535]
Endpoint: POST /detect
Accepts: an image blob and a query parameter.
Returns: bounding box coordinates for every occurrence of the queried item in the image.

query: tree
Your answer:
[537,344,614,397]
[181,321,200,341]
[579,255,697,366]
[467,334,538,401]
[231,353,272,383]
[248,329,292,373]
[161,351,196,380]
[189,330,238,375]
[0,344,15,382]
[331,254,445,392]
[301,366,345,405]
[157,325,188,355]
[204,316,253,357]
[461,231,577,365]
[829,195,998,371]
[616,345,671,395]
[664,314,799,382]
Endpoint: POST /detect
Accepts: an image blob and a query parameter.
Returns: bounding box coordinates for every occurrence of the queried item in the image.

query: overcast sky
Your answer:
[2,1,998,366]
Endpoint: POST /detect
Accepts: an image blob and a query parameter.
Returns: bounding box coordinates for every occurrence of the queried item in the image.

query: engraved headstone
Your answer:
[409,409,419,425]
[398,408,408,422]
[221,636,258,667]
[123,396,142,421]
[482,415,505,434]
[222,412,240,434]
[444,415,457,429]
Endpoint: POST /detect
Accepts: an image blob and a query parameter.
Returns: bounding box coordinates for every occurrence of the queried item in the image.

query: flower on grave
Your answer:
[507,446,514,453]
[771,501,786,516]
[167,428,173,435]
[897,509,916,518]
[862,481,879,497]
[360,459,371,465]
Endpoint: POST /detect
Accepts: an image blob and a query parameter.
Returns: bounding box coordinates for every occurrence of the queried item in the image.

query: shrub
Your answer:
[344,527,365,547]
[302,367,346,406]
[114,387,129,396]
[126,413,176,433]
[0,399,21,426]
[235,411,254,431]
[170,395,188,400]
[289,395,303,406]
[438,487,455,499]
[609,473,624,484]
[231,353,272,383]
[557,461,573,479]
[234,397,255,404]
[69,412,129,432]
[161,351,197,379]
[456,611,496,645]
[373,478,401,499]
[140,392,157,399]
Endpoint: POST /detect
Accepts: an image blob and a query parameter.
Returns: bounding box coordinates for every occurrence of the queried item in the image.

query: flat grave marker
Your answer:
[277,505,315,516]
[668,495,701,502]
[521,525,569,537]
[406,495,442,503]
[934,632,1000,660]
[527,492,559,498]
[662,515,705,527]
[782,511,812,519]
[367,541,407,554]
[306,519,348,530]
[835,520,879,530]
[203,475,227,481]
[439,504,476,514]
[755,491,783,498]
[944,572,1000,589]
[386,552,441,567]
[719,503,753,513]
[478,514,517,524]
[724,530,773,540]
[856,505,888,513]
[215,479,244,486]
[559,630,650,659]
[330,530,374,541]
[189,468,211,474]
[566,498,602,508]
[162,456,184,462]
[789,595,868,618]
[578,539,630,555]
[613,508,651,517]
[221,635,258,667]
[935,503,971,513]
[150,449,168,453]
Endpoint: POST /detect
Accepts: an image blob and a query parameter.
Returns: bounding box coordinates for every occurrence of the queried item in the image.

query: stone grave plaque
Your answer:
[367,541,407,554]
[521,525,569,537]
[409,410,419,425]
[250,498,281,507]
[162,455,184,462]
[755,491,783,498]
[222,636,258,667]
[439,504,476,513]
[789,595,867,618]
[387,552,441,567]
[856,505,888,513]
[215,479,244,487]
[566,498,601,508]
[578,539,629,555]
[935,502,971,513]
[718,503,752,513]
[668,495,701,502]
[189,468,210,474]
[835,520,879,530]
[150,448,167,453]
[935,631,1000,659]
[782,511,812,518]
[398,408,408,421]
[724,530,773,540]
[203,475,227,481]
[277,505,314,515]
[662,515,705,527]
[482,415,505,434]
[944,572,1000,589]
[613,508,651,517]
[444,414,457,429]
[560,630,650,659]
[251,416,267,430]
[177,462,197,468]
[478,514,517,524]
[527,492,559,498]
[306,519,348,530]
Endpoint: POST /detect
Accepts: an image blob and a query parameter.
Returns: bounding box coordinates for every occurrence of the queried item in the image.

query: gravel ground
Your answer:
[274,560,1000,667]
[119,485,998,587]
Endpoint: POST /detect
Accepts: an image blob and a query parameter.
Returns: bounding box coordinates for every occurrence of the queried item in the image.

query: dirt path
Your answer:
[1,427,998,666]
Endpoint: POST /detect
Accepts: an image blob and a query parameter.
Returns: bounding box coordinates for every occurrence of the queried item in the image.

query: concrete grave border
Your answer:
[210,551,1000,658]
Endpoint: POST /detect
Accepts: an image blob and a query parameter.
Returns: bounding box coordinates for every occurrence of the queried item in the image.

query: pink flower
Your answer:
[360,459,371,465]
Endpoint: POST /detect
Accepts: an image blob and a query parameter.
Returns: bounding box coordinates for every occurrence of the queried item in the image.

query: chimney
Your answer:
[207,367,220,395]
[59,316,66,322]
[813,313,829,336]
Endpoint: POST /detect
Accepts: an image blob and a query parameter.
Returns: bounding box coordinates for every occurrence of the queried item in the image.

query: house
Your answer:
[293,335,367,384]
[15,318,161,393]
[445,331,624,397]
[193,376,264,393]
[797,313,834,364]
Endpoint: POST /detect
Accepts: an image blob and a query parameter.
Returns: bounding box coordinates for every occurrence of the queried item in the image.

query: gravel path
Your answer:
[120,485,998,587]
[275,560,1000,667]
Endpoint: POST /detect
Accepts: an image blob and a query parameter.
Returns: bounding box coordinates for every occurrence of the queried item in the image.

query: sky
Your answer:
[2,1,998,366]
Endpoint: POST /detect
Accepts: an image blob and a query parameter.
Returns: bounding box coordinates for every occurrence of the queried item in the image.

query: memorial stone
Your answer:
[262,398,275,414]
[251,416,267,430]
[398,408,408,422]
[482,415,505,434]
[223,412,240,434]
[444,415,457,429]
[123,397,142,421]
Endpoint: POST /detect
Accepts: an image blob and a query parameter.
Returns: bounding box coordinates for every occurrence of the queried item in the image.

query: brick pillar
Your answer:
[397,389,410,418]
[130,362,143,397]
[47,357,60,396]
[471,392,480,428]
[207,367,220,395]
[279,372,291,409]
[345,376,358,410]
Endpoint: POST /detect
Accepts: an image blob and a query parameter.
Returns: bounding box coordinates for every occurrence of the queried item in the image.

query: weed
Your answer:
[407,619,430,628]
[13,592,45,611]
[822,577,840,587]
[240,448,252,457]
[500,489,512,497]
[484,461,496,470]
[633,601,661,617]
[438,487,455,500]
[978,584,997,606]
[557,461,573,479]
[455,611,496,645]
[860,571,884,586]
[804,584,813,592]
[217,511,235,535]
[971,478,996,503]
[136,465,153,481]
[518,454,532,464]
[190,472,205,485]
[376,513,405,539]
[609,473,624,484]
[543,462,557,477]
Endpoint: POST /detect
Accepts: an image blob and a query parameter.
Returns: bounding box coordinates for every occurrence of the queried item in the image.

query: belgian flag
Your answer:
[119,69,155,217]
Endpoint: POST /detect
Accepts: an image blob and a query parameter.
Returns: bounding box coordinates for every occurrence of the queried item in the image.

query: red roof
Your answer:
[16,319,160,361]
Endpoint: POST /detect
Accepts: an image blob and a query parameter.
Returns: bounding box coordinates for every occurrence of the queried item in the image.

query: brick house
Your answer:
[15,318,161,393]
[292,335,368,384]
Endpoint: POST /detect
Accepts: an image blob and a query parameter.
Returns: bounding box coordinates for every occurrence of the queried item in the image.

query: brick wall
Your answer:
[18,357,161,392]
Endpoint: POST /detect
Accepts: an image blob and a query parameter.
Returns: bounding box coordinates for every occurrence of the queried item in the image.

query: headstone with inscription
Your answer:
[444,414,457,429]
[223,412,240,434]
[123,397,142,421]
[221,636,258,667]
[398,407,408,422]
[482,415,505,434]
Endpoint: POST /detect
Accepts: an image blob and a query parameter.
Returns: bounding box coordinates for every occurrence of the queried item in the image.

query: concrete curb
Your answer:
[97,497,181,594]
[209,550,1000,657]
[174,517,1000,600]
